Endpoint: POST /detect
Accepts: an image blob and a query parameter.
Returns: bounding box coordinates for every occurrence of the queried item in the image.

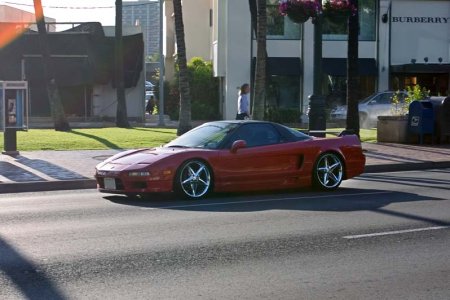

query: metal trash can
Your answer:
[408,100,436,144]
[439,97,450,143]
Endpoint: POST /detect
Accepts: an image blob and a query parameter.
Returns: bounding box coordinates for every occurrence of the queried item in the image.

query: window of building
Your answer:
[324,75,376,108]
[322,0,376,41]
[266,0,301,40]
[267,75,301,109]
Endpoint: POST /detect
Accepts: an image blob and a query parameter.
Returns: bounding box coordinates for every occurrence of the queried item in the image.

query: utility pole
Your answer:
[158,0,165,126]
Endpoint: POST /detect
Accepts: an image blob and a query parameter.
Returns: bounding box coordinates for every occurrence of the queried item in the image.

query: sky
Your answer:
[2,0,121,26]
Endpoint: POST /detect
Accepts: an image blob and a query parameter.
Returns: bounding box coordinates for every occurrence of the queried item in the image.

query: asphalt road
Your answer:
[1,169,449,299]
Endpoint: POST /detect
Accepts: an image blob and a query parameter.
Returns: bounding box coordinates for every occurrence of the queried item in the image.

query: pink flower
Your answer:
[278,0,320,22]
[322,0,357,16]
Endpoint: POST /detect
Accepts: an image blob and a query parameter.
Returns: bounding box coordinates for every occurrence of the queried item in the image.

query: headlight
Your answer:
[128,171,151,177]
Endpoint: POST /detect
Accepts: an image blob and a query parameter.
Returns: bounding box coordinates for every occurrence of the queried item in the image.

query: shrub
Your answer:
[265,106,301,124]
[391,85,430,116]
[155,57,220,121]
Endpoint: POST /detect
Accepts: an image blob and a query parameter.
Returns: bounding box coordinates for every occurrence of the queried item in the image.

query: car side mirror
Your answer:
[230,140,246,153]
[368,100,377,105]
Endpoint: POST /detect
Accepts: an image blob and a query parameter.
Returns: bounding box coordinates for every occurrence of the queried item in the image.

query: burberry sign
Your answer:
[392,16,450,23]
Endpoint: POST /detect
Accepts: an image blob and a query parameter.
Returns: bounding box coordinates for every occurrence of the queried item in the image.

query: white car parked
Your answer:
[330,91,408,128]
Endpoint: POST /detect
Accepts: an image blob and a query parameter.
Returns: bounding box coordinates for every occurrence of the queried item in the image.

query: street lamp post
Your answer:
[308,2,326,137]
[158,0,165,127]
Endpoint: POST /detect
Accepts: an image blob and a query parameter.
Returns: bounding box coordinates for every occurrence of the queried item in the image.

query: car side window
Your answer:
[370,94,383,104]
[379,93,392,104]
[227,124,281,148]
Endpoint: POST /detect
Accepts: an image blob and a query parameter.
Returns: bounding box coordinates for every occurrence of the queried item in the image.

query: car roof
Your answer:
[205,120,274,125]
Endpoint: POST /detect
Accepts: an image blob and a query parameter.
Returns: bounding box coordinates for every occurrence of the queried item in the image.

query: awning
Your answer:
[322,58,377,76]
[252,57,302,76]
[391,63,450,74]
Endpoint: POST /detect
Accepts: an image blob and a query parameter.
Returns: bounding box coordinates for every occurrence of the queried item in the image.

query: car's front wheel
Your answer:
[175,160,212,199]
[313,153,344,190]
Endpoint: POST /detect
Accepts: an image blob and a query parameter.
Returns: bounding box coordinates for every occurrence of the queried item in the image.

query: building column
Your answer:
[302,20,315,124]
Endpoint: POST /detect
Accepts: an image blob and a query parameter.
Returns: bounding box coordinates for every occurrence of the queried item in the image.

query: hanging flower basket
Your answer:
[322,0,356,22]
[279,0,319,24]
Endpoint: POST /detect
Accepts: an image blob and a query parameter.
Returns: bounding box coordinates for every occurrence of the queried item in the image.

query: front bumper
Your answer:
[95,172,173,194]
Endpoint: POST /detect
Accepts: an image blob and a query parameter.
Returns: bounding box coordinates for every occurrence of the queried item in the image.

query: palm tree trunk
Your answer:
[173,0,192,135]
[248,0,257,36]
[115,0,130,128]
[252,0,267,120]
[346,0,360,137]
[33,0,70,131]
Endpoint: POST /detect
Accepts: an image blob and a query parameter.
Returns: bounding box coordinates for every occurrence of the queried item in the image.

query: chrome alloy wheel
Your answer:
[177,160,212,198]
[314,153,344,190]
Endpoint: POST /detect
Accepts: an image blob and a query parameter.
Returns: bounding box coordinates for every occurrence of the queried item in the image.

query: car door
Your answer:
[367,92,393,122]
[214,123,300,192]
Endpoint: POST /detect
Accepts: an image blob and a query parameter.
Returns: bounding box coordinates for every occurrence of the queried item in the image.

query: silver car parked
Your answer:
[330,91,408,128]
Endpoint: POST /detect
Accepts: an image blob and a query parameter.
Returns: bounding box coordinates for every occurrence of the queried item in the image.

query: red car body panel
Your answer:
[95,132,365,195]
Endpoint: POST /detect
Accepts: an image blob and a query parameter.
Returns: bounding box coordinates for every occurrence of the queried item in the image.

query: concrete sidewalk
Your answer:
[1,143,450,194]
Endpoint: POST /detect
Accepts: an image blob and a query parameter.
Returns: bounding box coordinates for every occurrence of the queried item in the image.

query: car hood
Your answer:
[96,147,188,170]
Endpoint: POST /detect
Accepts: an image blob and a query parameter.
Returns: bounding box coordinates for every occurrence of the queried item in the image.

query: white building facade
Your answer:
[212,0,450,121]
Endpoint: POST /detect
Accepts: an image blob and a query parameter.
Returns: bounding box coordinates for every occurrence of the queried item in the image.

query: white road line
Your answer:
[343,226,450,239]
[140,191,391,210]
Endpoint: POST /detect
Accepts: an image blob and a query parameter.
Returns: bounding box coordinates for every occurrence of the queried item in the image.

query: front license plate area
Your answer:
[104,178,116,190]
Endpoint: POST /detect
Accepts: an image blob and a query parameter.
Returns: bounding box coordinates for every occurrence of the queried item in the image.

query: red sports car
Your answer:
[95,121,365,199]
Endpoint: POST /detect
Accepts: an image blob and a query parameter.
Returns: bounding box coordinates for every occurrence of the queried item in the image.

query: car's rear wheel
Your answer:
[313,153,344,190]
[175,160,212,199]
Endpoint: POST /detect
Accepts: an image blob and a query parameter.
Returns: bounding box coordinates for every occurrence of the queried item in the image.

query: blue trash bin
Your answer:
[408,100,435,144]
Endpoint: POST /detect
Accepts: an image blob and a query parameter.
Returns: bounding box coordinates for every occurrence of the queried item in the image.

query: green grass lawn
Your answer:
[0,127,377,151]
[0,128,177,151]
[327,128,377,143]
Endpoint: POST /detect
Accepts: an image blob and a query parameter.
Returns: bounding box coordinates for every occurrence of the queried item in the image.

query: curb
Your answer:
[0,179,96,194]
[364,161,450,173]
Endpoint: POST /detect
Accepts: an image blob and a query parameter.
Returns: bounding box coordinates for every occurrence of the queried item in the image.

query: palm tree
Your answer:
[33,0,70,131]
[115,0,130,128]
[248,0,257,34]
[252,0,267,120]
[173,0,192,135]
[346,0,360,137]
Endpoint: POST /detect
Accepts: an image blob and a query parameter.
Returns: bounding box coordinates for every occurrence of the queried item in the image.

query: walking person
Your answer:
[236,83,250,120]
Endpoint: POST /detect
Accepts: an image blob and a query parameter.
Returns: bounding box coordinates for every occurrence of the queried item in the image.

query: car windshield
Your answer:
[165,122,238,149]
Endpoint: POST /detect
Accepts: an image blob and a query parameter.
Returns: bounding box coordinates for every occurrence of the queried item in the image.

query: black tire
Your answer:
[312,153,344,191]
[175,160,212,199]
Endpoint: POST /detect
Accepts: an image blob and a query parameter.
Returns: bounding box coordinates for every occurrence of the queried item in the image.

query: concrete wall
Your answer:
[164,0,213,82]
[213,0,252,120]
[93,26,146,120]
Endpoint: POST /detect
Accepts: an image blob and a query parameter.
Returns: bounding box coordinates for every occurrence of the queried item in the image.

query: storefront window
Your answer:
[325,75,376,107]
[267,75,301,108]
[391,74,449,96]
[322,0,376,41]
[266,0,301,40]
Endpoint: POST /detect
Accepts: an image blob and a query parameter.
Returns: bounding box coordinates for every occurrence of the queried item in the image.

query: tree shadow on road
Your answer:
[0,236,67,299]
[353,173,450,191]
